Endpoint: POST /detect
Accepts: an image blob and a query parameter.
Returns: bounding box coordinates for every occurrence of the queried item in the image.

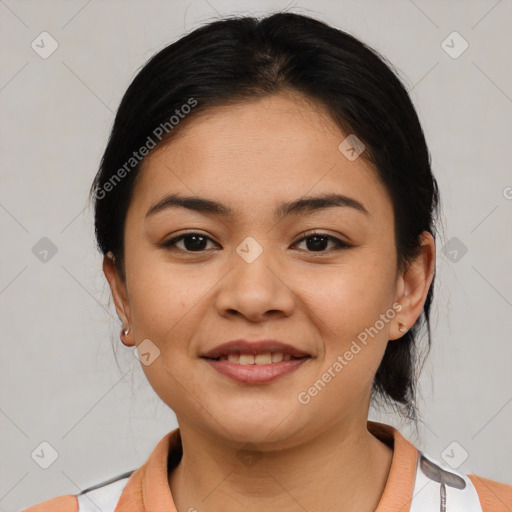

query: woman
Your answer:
[23,11,511,512]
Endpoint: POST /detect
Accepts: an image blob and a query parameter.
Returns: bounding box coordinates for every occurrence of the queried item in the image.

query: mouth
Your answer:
[201,355,310,384]
[199,339,311,359]
[200,339,312,384]
[202,352,309,364]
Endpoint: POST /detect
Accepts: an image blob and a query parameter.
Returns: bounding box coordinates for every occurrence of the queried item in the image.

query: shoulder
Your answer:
[468,472,512,512]
[21,495,78,512]
[20,471,134,512]
[411,450,512,512]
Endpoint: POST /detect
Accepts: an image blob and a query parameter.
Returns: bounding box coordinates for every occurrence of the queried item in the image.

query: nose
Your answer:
[214,246,295,322]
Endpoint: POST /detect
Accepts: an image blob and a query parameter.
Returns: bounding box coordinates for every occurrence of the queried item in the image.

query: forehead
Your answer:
[128,92,393,222]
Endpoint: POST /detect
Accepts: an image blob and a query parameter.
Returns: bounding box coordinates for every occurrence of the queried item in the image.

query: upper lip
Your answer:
[200,340,311,359]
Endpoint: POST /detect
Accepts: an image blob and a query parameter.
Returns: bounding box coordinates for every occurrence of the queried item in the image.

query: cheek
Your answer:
[124,251,217,381]
[302,259,397,339]
[125,245,200,335]
[296,278,393,418]
[126,265,200,411]
[298,252,396,393]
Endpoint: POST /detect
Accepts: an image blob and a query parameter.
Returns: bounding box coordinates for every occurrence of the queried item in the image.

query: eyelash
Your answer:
[161,230,352,254]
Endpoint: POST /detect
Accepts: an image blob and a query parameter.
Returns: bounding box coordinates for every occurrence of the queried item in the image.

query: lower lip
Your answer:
[202,357,310,384]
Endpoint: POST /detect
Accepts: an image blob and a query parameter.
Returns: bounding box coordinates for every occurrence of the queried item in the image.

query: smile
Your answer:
[207,352,304,364]
[201,353,311,383]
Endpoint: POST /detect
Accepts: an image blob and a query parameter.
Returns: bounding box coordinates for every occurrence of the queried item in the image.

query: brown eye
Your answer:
[162,233,217,252]
[161,231,352,254]
[293,232,352,252]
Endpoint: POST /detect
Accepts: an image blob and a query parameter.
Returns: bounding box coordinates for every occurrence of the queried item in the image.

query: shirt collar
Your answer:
[115,420,418,512]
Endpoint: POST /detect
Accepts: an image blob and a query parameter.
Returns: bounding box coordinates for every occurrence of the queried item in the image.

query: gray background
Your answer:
[0,1,511,511]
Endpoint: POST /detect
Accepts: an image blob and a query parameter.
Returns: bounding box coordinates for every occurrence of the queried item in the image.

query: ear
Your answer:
[103,252,135,347]
[391,231,436,340]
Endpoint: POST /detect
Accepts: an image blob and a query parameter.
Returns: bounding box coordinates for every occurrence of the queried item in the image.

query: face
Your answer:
[105,91,434,449]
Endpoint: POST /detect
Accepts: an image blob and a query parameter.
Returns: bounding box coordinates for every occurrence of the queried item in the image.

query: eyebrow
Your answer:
[145,192,369,220]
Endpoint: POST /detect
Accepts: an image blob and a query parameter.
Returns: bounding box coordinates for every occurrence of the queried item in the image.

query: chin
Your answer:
[208,406,302,447]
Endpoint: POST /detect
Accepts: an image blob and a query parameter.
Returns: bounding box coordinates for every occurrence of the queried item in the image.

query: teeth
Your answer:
[227,353,239,363]
[239,354,255,365]
[219,352,300,364]
[271,352,283,363]
[255,353,272,364]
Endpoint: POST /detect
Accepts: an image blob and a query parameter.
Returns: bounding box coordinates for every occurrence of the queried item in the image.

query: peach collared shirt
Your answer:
[22,421,512,512]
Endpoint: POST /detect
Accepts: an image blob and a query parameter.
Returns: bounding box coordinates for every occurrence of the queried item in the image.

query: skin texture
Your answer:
[103,91,436,512]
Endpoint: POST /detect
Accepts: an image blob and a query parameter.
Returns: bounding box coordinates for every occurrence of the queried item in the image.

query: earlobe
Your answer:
[120,325,133,347]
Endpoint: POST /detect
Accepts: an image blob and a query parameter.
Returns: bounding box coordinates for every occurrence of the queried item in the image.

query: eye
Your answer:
[161,232,218,252]
[161,231,352,254]
[292,231,352,253]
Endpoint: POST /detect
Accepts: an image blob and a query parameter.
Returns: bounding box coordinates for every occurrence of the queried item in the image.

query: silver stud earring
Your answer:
[122,326,130,336]
[398,323,407,333]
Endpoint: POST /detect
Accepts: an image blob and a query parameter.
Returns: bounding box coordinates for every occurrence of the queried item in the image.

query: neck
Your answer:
[168,418,393,512]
